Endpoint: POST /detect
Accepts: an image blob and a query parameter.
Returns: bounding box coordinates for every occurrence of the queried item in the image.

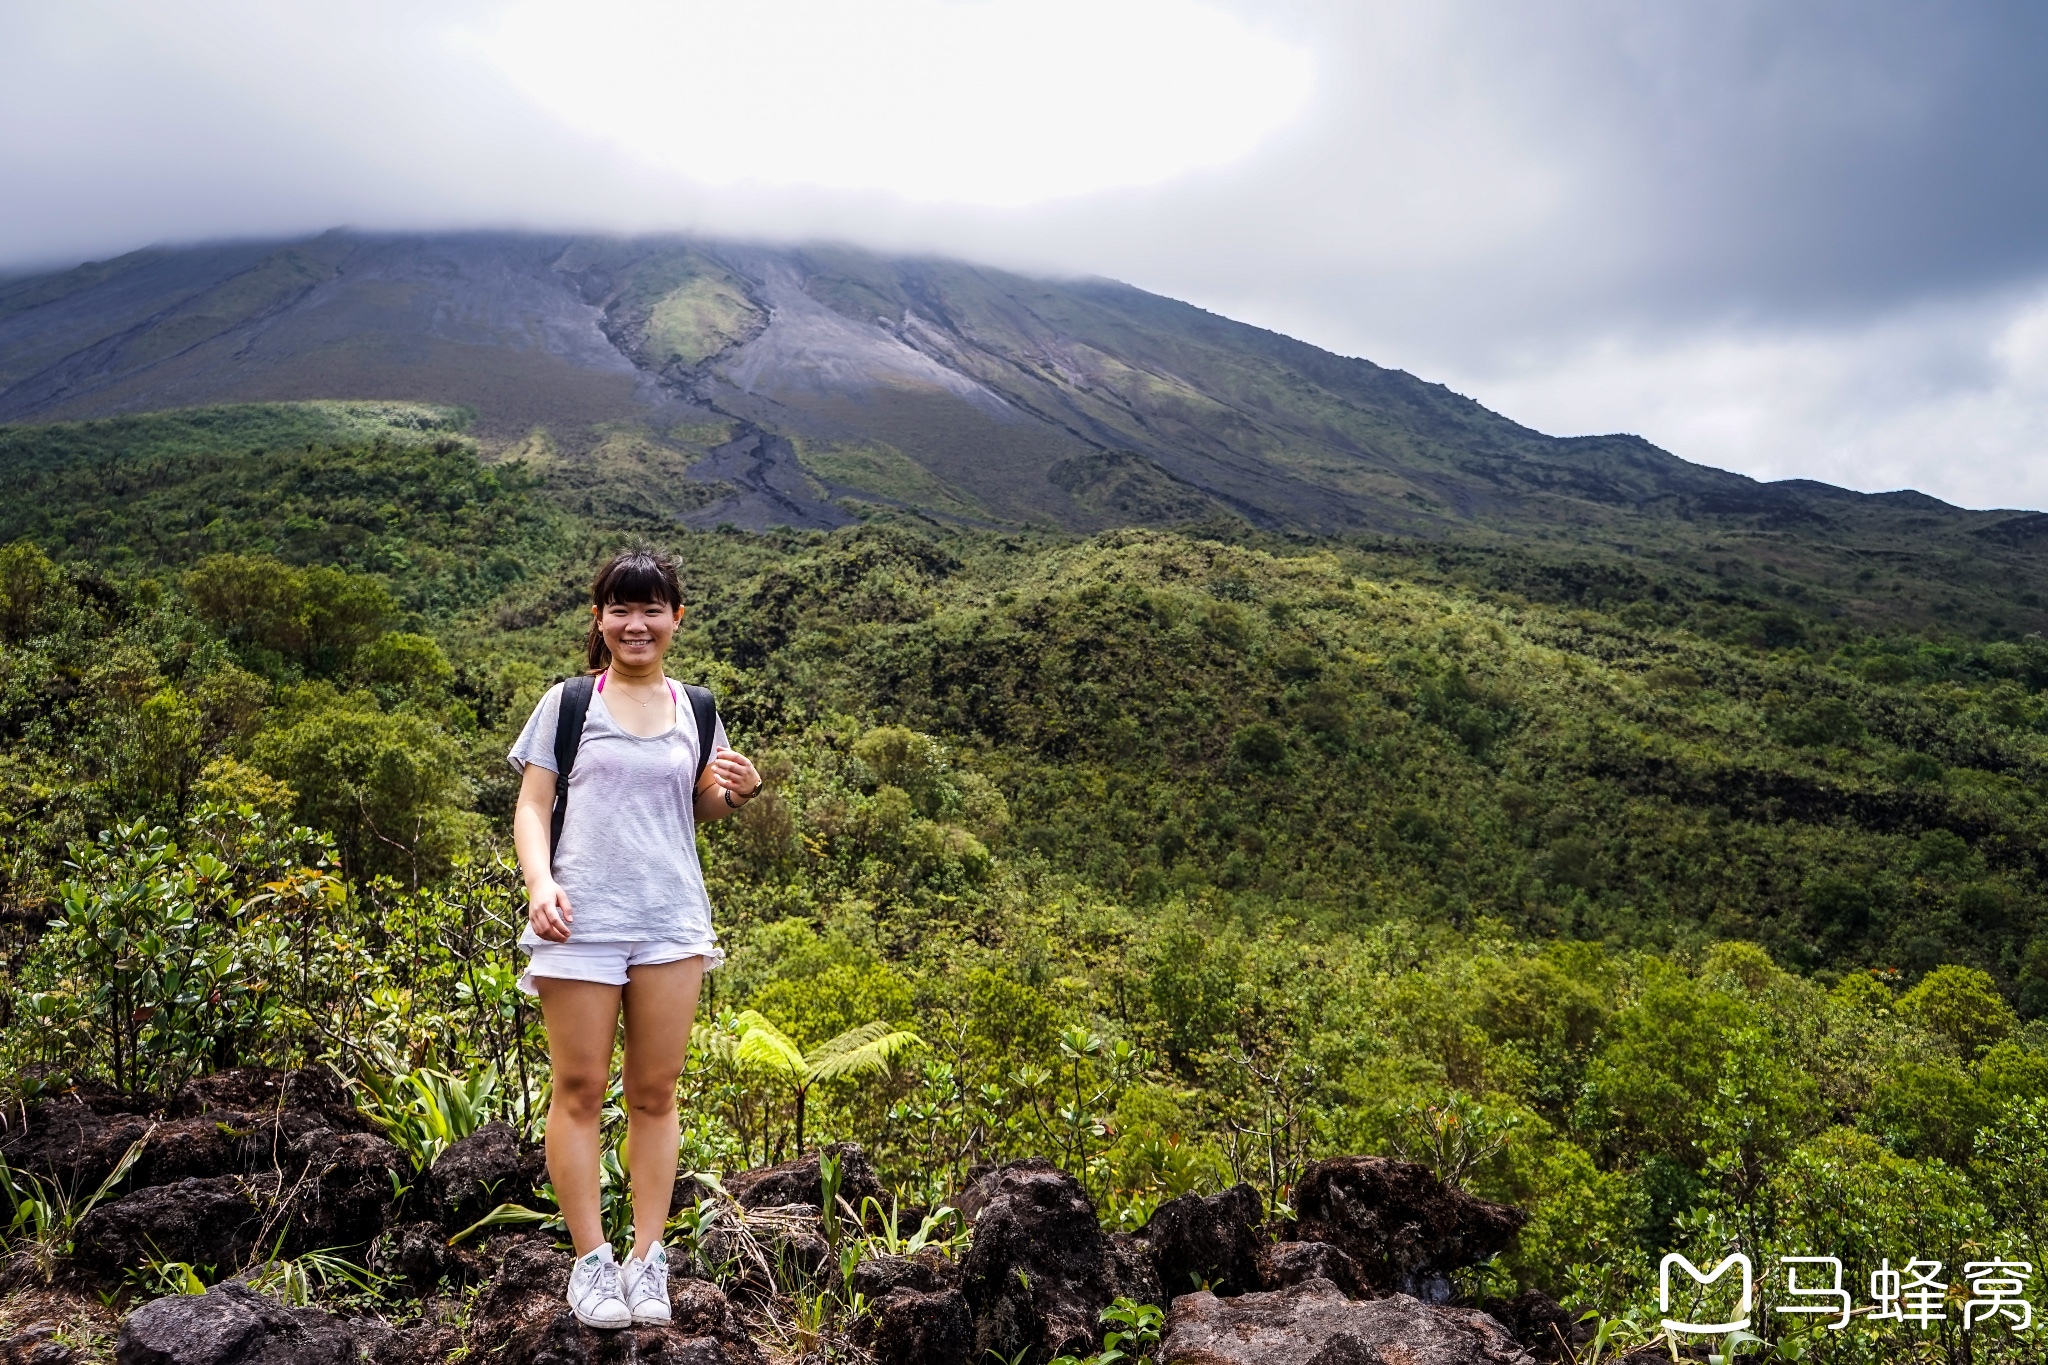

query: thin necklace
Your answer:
[608,670,666,711]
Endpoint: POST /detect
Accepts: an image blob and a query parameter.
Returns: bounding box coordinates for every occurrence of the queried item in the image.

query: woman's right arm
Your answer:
[513,763,573,942]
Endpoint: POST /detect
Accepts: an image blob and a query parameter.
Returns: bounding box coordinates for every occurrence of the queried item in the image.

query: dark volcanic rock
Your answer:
[1260,1241,1366,1297]
[74,1178,265,1280]
[1288,1157,1526,1300]
[1109,1232,1165,1308]
[131,1118,241,1190]
[426,1121,544,1230]
[371,1221,481,1296]
[0,1067,374,1198]
[856,1286,974,1365]
[1145,1183,1265,1297]
[0,1325,74,1365]
[844,1240,970,1364]
[0,1099,158,1195]
[1162,1279,1536,1365]
[170,1068,367,1133]
[115,1281,357,1365]
[724,1143,885,1217]
[957,1159,1117,1362]
[277,1128,402,1252]
[849,1248,960,1300]
[471,1237,765,1364]
[1481,1289,1582,1362]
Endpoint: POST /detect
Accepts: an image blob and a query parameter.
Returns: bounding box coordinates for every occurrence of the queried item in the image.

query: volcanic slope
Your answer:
[2,230,2045,632]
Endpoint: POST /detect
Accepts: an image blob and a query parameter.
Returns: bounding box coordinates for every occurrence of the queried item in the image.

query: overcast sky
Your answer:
[4,0,2046,508]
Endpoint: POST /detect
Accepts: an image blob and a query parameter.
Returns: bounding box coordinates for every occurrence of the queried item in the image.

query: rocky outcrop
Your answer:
[115,1281,357,1365]
[1144,1184,1265,1297]
[1109,1232,1166,1308]
[33,1068,376,1195]
[468,1237,765,1365]
[858,1285,974,1365]
[72,1127,401,1280]
[1288,1157,1526,1301]
[274,1128,402,1252]
[849,1248,959,1299]
[957,1159,1118,1362]
[724,1143,885,1217]
[169,1068,369,1133]
[1259,1241,1366,1297]
[1162,1279,1536,1365]
[0,1326,75,1365]
[1481,1289,1583,1362]
[849,1249,973,1365]
[425,1121,545,1231]
[74,1178,266,1280]
[370,1222,483,1297]
[0,1087,165,1195]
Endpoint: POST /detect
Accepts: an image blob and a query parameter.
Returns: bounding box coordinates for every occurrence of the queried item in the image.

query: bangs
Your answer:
[592,552,682,609]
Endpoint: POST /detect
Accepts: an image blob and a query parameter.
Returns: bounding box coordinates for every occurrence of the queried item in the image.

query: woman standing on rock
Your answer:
[508,548,762,1330]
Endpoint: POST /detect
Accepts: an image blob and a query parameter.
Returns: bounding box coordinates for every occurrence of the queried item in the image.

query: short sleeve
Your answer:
[508,683,564,774]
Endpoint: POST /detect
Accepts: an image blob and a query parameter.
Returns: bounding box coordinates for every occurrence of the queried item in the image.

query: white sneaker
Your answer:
[567,1244,632,1329]
[622,1243,672,1325]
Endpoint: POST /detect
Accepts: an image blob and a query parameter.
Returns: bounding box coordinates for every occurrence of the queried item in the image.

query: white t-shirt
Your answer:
[507,677,729,951]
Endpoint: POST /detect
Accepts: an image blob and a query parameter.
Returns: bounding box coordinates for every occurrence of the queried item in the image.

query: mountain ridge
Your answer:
[1,229,2043,634]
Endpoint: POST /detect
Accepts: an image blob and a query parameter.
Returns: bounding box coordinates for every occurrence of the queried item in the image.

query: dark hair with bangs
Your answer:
[585,549,685,671]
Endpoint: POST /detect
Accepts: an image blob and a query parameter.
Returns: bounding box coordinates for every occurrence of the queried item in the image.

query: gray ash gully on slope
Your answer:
[682,423,853,532]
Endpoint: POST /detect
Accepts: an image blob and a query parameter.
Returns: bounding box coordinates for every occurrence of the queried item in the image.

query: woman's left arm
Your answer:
[695,745,763,823]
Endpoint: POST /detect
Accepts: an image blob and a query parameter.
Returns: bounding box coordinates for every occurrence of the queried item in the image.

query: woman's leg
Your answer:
[535,976,624,1257]
[620,955,705,1259]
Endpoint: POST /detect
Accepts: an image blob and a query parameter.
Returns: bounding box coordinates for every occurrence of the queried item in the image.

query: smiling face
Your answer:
[594,597,682,671]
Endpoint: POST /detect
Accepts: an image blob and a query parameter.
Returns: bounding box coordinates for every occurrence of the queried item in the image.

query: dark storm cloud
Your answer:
[1500,0,2048,317]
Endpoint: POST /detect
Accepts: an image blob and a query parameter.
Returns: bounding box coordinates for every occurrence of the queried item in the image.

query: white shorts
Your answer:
[516,940,723,995]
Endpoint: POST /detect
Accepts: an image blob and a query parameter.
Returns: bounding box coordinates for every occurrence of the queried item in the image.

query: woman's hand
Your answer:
[528,878,574,942]
[711,747,761,803]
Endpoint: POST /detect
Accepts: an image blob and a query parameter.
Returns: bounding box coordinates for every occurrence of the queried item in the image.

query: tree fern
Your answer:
[726,1011,923,1151]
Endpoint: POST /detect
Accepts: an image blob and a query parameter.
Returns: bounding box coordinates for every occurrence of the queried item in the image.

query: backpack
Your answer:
[549,674,718,855]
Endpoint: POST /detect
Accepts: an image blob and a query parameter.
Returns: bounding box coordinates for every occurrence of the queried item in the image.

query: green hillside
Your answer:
[2,405,2046,1358]
[5,233,2048,642]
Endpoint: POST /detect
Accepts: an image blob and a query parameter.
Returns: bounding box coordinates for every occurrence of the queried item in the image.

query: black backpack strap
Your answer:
[683,684,719,786]
[549,675,596,856]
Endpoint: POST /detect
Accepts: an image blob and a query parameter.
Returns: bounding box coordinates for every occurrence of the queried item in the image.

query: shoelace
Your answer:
[584,1257,624,1301]
[633,1255,668,1300]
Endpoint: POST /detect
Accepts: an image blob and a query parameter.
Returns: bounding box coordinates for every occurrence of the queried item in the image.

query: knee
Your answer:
[623,1076,678,1120]
[551,1071,607,1125]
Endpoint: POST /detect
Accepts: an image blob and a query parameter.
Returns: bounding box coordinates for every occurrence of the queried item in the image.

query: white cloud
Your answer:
[2,0,2046,510]
[1432,284,2048,511]
[466,0,1314,207]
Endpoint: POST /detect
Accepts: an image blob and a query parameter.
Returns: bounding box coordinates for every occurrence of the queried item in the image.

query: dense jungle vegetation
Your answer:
[3,404,2047,1360]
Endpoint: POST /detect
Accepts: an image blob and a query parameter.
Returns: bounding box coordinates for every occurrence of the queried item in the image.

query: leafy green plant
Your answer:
[134,1258,210,1297]
[352,1064,502,1170]
[858,1197,966,1258]
[245,1246,389,1306]
[447,1201,554,1247]
[1391,1095,1517,1188]
[0,1133,150,1283]
[712,1010,923,1152]
[1049,1297,1165,1365]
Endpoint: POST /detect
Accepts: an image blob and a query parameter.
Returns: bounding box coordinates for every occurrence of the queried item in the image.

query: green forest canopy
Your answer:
[2,403,2046,1351]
